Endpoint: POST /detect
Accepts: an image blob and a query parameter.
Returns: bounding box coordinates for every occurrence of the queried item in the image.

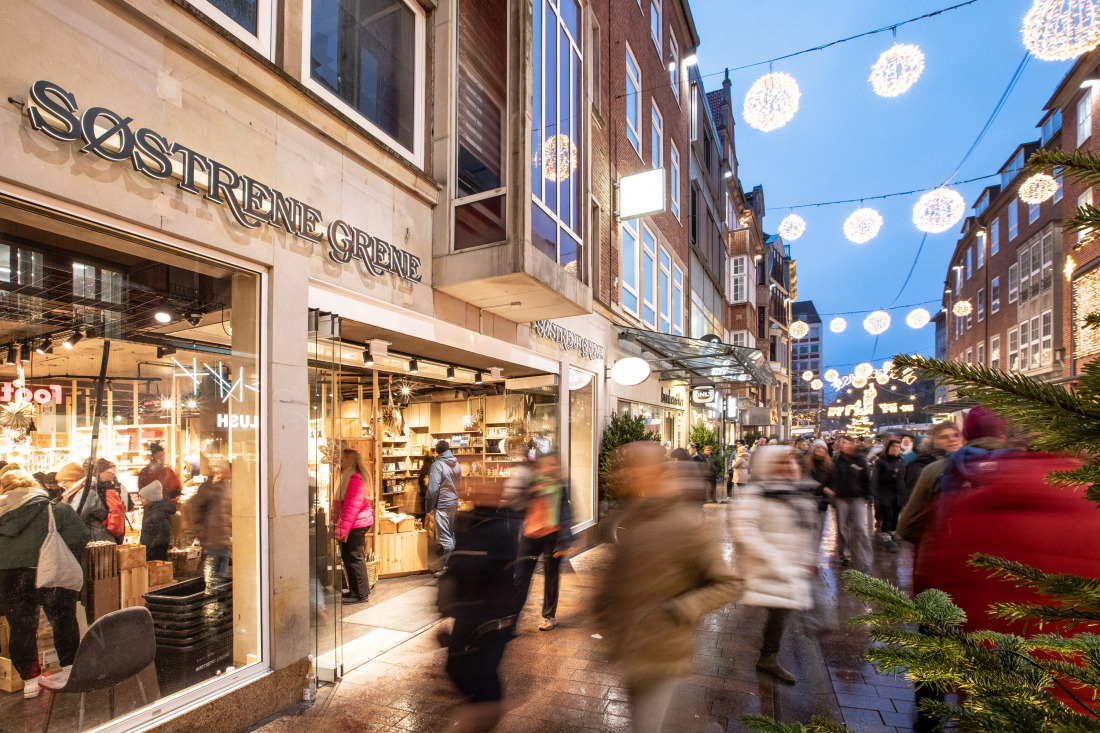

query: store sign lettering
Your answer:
[533,320,604,360]
[216,413,259,429]
[23,80,422,284]
[660,388,684,407]
[1,383,62,405]
[692,387,714,404]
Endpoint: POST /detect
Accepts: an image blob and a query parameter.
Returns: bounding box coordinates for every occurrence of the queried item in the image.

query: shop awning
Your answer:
[617,327,776,387]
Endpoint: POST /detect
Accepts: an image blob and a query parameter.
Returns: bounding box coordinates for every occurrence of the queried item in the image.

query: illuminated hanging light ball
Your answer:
[1018,172,1059,204]
[875,371,891,385]
[801,370,814,382]
[824,369,840,382]
[913,187,966,233]
[1022,0,1100,60]
[852,376,869,389]
[778,213,806,241]
[541,134,578,182]
[843,208,884,244]
[743,72,801,132]
[906,307,931,329]
[829,317,847,333]
[869,43,925,97]
[855,362,874,379]
[953,300,973,317]
[864,310,891,335]
[810,378,823,390]
[790,320,810,339]
[882,359,896,373]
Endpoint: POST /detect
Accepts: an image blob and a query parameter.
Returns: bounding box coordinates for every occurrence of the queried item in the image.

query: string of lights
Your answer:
[772,173,998,211]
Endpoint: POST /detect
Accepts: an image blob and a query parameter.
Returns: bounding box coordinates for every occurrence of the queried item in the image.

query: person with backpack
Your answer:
[427,440,462,577]
[514,452,573,631]
[58,460,126,544]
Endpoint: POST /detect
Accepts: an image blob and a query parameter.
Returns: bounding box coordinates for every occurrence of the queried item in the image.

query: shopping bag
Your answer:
[36,504,85,592]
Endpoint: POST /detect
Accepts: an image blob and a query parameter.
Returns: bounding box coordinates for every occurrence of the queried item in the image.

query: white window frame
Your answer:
[977,342,984,366]
[650,0,662,53]
[730,255,747,303]
[301,0,427,167]
[1079,88,1093,147]
[730,331,748,346]
[1029,314,1041,368]
[977,287,985,322]
[1008,263,1018,303]
[1042,309,1053,366]
[1028,200,1040,224]
[192,0,275,58]
[658,247,672,334]
[966,247,972,279]
[1008,201,1018,241]
[672,265,684,335]
[990,218,1000,255]
[1009,328,1019,371]
[641,224,658,329]
[669,33,680,102]
[620,218,640,317]
[1079,188,1093,243]
[625,45,642,156]
[991,334,1001,370]
[977,234,985,269]
[966,306,972,330]
[670,143,681,219]
[965,348,972,365]
[1055,174,1063,203]
[991,276,1000,313]
[651,103,663,170]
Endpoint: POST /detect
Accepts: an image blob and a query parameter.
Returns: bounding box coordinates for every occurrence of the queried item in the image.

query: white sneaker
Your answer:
[23,676,40,699]
[39,666,71,691]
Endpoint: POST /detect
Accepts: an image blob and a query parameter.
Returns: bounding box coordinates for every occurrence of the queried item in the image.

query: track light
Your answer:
[63,328,85,350]
[35,337,52,355]
[156,345,176,359]
[408,358,418,374]
[474,371,483,385]
[154,306,174,324]
[446,366,455,380]
[18,343,30,363]
[363,348,374,366]
[7,344,17,364]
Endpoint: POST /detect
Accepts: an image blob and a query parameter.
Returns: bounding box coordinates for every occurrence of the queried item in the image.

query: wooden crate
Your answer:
[120,567,148,608]
[147,560,173,586]
[0,656,21,694]
[377,529,427,576]
[116,544,147,571]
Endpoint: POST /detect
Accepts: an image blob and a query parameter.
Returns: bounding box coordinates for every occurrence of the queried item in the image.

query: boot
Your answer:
[756,654,796,683]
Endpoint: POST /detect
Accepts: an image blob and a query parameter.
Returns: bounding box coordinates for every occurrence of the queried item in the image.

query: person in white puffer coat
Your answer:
[730,444,819,684]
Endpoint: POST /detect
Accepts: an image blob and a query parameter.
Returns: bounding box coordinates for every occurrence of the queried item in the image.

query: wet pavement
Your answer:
[249,504,919,732]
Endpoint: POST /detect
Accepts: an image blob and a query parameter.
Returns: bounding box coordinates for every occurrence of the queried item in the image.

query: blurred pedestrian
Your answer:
[702,445,720,503]
[416,446,436,521]
[139,442,181,562]
[730,444,750,497]
[333,449,374,604]
[829,435,871,569]
[731,446,819,683]
[803,439,835,547]
[427,440,462,576]
[872,437,907,552]
[899,435,916,462]
[514,452,573,631]
[593,442,739,733]
[192,455,232,578]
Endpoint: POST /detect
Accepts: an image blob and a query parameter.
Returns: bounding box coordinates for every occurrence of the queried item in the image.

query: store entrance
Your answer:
[306,310,560,679]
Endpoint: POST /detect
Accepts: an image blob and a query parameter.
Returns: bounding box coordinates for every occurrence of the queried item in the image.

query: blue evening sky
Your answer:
[690,0,1073,374]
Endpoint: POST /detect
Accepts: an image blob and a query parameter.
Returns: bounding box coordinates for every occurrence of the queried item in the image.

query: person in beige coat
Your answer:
[593,441,740,733]
[730,445,820,683]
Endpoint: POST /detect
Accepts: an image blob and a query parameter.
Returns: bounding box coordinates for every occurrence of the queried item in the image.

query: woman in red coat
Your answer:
[334,449,374,605]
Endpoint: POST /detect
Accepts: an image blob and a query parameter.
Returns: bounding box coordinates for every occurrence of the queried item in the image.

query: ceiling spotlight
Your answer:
[154,309,173,324]
[156,345,176,359]
[408,358,418,374]
[446,366,455,380]
[18,343,30,363]
[474,371,483,385]
[64,328,85,349]
[363,348,374,366]
[186,399,198,409]
[35,337,52,355]
[7,344,17,364]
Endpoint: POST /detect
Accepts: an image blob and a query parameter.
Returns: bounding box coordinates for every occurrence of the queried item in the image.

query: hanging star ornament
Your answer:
[913,188,966,233]
[843,208,884,244]
[779,213,806,241]
[869,43,925,97]
[1019,172,1059,204]
[1023,0,1100,60]
[743,72,800,132]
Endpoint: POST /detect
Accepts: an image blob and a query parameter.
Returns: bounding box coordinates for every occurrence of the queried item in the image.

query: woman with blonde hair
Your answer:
[335,448,374,605]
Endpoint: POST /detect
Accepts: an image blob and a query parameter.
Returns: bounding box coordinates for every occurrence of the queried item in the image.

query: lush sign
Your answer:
[24,81,422,283]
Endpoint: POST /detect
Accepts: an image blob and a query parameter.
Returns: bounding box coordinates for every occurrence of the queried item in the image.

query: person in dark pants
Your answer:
[514,453,573,631]
[871,437,908,551]
[334,448,375,604]
[0,470,90,698]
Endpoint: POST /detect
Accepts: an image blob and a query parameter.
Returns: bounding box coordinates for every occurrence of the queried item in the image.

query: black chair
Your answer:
[42,607,156,733]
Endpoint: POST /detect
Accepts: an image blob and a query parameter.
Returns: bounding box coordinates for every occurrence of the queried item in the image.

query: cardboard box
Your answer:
[85,575,120,623]
[120,566,148,608]
[0,618,8,658]
[116,544,147,571]
[147,560,173,586]
[0,657,22,694]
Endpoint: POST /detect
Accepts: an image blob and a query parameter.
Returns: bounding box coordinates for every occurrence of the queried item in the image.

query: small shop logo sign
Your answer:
[0,383,62,405]
[23,80,422,284]
[533,320,603,360]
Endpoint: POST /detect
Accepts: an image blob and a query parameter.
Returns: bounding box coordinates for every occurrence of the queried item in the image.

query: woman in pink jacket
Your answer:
[335,449,374,605]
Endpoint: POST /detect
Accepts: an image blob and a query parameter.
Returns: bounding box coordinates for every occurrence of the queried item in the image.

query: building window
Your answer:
[591,18,601,114]
[1001,149,1025,190]
[731,255,747,302]
[1008,201,1018,240]
[669,33,680,101]
[1029,314,1041,368]
[625,45,641,154]
[1075,268,1100,358]
[991,334,1001,370]
[977,235,984,269]
[977,342,984,366]
[1079,88,1093,147]
[1041,107,1062,144]
[650,0,661,51]
[1009,328,1019,371]
[1008,263,1018,303]
[1055,173,1063,203]
[966,307,972,330]
[1079,188,1093,243]
[977,287,984,321]
[730,331,747,346]
[1028,200,1040,224]
[670,144,680,219]
[966,348,972,365]
[1042,309,1053,366]
[990,218,999,254]
[193,0,273,55]
[309,0,424,162]
[991,276,1000,313]
[642,225,657,328]
[672,265,683,335]
[1019,230,1054,303]
[532,0,584,278]
[965,247,972,279]
[621,218,639,315]
[651,104,663,170]
[658,248,671,334]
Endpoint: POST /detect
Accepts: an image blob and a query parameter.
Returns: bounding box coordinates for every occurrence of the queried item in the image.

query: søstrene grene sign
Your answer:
[533,320,603,360]
[23,80,422,283]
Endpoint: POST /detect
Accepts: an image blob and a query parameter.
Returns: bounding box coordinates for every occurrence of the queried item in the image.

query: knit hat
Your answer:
[95,458,116,475]
[812,439,828,451]
[56,462,85,485]
[963,405,1006,441]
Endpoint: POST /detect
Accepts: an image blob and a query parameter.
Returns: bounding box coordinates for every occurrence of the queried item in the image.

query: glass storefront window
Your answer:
[568,368,594,527]
[0,223,261,724]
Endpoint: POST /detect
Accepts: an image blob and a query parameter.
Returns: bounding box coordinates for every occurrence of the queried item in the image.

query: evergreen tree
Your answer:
[598,413,660,503]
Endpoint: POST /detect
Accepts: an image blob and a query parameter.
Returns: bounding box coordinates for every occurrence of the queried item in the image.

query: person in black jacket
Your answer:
[871,437,907,552]
[829,435,872,569]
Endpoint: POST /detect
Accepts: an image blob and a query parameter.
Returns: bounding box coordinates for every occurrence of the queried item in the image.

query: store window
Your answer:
[568,368,595,528]
[309,0,424,162]
[0,223,261,722]
[455,0,507,251]
[533,0,584,279]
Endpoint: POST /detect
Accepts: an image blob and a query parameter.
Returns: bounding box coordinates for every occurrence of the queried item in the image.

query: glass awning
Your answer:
[617,327,777,387]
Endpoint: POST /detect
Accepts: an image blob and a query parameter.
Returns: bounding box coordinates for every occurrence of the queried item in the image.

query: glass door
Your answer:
[308,310,344,680]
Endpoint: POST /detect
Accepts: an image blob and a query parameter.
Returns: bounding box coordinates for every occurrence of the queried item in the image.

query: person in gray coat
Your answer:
[426,440,462,576]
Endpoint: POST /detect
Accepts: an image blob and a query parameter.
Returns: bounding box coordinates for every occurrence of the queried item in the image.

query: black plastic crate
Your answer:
[143,576,207,606]
[154,629,233,696]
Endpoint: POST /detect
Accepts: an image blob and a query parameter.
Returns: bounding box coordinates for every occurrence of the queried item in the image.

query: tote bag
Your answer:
[37,503,85,592]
